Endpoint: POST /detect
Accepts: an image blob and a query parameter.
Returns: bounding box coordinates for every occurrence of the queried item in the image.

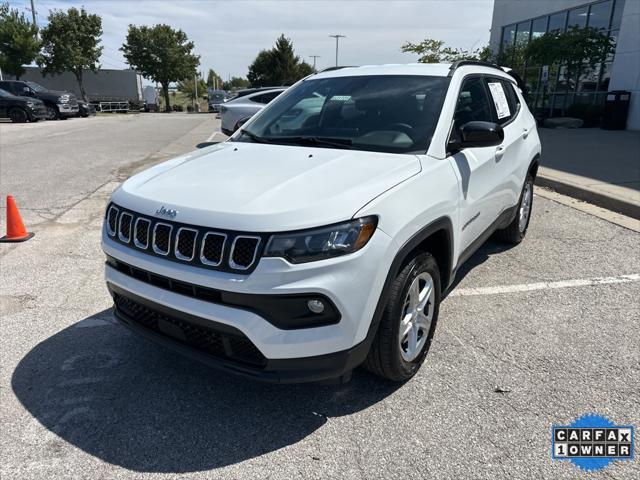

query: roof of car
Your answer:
[312,63,453,79]
[311,63,512,81]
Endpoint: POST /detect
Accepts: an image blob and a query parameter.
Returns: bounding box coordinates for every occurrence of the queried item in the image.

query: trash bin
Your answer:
[602,90,631,130]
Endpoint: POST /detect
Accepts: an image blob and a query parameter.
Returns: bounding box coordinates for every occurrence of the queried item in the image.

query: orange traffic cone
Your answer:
[0,195,34,242]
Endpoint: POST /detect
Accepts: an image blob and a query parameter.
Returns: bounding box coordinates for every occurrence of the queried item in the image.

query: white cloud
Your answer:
[14,0,494,79]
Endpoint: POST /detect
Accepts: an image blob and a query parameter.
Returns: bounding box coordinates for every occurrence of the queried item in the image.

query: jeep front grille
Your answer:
[105,203,265,273]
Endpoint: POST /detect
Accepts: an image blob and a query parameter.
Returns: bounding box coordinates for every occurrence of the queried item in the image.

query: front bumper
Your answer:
[102,225,396,380]
[27,104,47,120]
[109,283,368,383]
[57,103,79,116]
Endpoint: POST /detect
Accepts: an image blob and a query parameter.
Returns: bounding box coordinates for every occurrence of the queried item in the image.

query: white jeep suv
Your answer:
[102,62,541,383]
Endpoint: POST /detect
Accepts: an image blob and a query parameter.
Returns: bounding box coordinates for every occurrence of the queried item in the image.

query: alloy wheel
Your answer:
[398,272,435,362]
[519,181,533,232]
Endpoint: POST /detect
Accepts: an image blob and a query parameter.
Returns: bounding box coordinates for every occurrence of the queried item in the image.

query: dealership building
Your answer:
[489,0,639,130]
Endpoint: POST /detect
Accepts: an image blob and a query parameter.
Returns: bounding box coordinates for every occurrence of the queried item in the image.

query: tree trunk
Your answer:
[162,83,171,112]
[75,70,87,101]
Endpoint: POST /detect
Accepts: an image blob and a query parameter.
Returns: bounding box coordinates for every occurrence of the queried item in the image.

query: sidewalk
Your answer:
[536,128,640,219]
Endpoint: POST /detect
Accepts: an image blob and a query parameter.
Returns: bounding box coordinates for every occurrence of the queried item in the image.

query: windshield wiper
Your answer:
[240,130,273,144]
[270,136,353,149]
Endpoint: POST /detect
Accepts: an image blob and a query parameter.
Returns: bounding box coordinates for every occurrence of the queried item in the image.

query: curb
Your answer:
[535,175,640,220]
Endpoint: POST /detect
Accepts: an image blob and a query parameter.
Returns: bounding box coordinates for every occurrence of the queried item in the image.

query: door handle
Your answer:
[522,127,530,139]
[495,146,505,161]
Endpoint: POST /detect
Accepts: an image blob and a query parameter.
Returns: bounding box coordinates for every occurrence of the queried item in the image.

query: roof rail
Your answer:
[447,60,505,76]
[317,65,357,73]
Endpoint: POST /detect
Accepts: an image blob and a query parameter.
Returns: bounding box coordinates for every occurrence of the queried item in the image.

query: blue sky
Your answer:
[10,0,495,79]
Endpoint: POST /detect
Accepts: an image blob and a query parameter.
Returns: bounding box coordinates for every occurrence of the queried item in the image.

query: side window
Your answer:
[485,78,520,125]
[260,91,281,104]
[0,82,15,95]
[503,81,521,117]
[251,92,281,104]
[453,77,494,131]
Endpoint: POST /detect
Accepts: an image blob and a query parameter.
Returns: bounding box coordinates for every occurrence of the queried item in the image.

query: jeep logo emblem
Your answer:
[155,206,178,219]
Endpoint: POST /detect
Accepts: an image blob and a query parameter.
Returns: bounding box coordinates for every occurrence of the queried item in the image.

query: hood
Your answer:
[112,142,421,231]
[35,90,75,100]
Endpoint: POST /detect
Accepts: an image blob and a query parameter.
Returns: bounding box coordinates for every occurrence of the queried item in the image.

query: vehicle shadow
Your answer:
[445,239,516,297]
[11,310,401,473]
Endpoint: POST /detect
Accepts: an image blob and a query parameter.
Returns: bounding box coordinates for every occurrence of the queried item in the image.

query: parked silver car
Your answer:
[220,88,285,136]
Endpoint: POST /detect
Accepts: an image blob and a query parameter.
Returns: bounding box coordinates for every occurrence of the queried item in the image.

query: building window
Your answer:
[567,6,589,29]
[515,20,532,45]
[531,17,548,39]
[587,0,613,30]
[502,24,516,50]
[497,0,623,117]
[548,11,567,32]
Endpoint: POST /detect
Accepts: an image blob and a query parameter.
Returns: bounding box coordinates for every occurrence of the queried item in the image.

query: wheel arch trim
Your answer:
[354,216,454,366]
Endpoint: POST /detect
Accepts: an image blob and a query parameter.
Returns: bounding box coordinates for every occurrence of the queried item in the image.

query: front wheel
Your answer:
[45,104,59,120]
[9,107,28,123]
[363,252,441,381]
[495,173,534,244]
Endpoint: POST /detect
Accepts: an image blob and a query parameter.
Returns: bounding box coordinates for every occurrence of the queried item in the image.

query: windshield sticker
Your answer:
[329,95,351,102]
[487,82,510,119]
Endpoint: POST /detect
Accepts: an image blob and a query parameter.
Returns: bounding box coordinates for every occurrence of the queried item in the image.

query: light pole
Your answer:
[329,35,345,67]
[309,55,321,70]
[30,0,37,26]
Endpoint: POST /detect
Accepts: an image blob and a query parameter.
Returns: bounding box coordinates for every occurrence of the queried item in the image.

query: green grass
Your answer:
[160,92,208,111]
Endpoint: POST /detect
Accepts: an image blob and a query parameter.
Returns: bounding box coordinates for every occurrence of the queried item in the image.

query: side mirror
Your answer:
[22,87,34,97]
[196,141,220,148]
[449,121,504,151]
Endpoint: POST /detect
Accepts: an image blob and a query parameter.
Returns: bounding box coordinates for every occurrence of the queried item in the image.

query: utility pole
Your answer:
[309,55,321,70]
[30,0,37,26]
[329,35,345,67]
[194,73,199,112]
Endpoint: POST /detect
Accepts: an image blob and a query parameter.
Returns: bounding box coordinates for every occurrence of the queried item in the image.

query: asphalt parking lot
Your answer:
[1,114,639,479]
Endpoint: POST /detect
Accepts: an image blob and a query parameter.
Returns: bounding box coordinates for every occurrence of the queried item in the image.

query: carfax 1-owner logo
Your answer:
[552,414,635,472]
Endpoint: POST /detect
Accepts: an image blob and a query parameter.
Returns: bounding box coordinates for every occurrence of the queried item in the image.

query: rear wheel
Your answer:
[9,107,28,123]
[363,252,441,381]
[495,173,534,244]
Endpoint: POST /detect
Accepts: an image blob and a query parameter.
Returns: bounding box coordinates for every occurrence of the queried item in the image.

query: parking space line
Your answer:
[449,273,640,297]
[206,131,225,142]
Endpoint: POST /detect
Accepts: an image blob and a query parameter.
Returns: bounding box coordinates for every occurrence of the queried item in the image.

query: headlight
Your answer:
[264,216,377,263]
[59,94,70,102]
[26,101,36,107]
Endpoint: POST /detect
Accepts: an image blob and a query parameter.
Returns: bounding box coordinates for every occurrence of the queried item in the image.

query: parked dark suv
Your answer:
[0,80,79,120]
[0,88,47,122]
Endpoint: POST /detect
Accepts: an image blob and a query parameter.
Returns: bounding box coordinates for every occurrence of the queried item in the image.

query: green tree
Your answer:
[247,34,311,87]
[226,76,250,90]
[121,24,199,111]
[177,75,206,98]
[38,7,102,101]
[0,3,40,80]
[525,26,614,81]
[206,68,223,89]
[401,38,487,63]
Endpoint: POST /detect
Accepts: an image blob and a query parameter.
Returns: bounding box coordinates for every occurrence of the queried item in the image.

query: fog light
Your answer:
[307,299,325,314]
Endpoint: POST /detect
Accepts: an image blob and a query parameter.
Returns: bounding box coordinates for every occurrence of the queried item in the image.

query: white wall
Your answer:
[609,0,640,130]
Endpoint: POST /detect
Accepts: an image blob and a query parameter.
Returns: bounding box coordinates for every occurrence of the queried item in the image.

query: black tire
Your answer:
[363,252,441,381]
[45,104,59,120]
[495,173,534,244]
[9,107,28,123]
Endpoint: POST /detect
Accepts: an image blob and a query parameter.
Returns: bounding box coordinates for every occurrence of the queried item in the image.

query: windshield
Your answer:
[209,94,225,102]
[0,88,12,97]
[26,81,46,92]
[239,75,449,154]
